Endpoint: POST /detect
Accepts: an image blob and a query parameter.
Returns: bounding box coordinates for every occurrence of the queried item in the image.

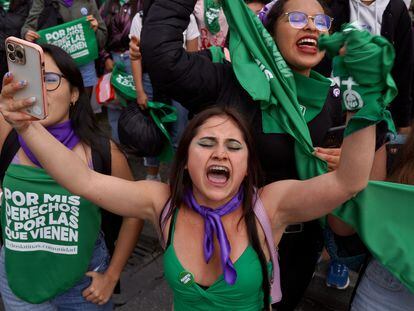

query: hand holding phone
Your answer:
[5,37,47,120]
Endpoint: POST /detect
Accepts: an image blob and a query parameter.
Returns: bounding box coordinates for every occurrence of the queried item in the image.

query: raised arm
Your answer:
[0,76,170,225]
[262,123,376,227]
[140,0,228,110]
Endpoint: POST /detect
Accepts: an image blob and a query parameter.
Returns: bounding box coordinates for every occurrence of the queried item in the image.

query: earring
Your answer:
[70,101,75,108]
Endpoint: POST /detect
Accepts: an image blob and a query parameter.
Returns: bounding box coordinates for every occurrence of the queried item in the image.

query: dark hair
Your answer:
[389,126,414,185]
[265,0,330,35]
[166,106,270,310]
[39,44,108,158]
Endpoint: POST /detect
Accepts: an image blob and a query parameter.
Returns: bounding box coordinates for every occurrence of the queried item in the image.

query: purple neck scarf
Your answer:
[18,120,80,168]
[61,0,74,7]
[184,187,244,285]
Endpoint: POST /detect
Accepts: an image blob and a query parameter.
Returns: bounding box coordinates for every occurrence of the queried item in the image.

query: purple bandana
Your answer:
[61,0,74,7]
[18,120,80,168]
[184,187,244,285]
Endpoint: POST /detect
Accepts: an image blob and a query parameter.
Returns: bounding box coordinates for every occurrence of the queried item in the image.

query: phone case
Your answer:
[5,37,47,120]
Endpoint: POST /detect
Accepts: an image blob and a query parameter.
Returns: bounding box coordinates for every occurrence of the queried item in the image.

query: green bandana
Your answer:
[204,0,222,35]
[1,165,101,303]
[111,62,136,107]
[148,101,177,162]
[318,24,397,136]
[294,71,332,123]
[37,17,99,66]
[0,0,10,11]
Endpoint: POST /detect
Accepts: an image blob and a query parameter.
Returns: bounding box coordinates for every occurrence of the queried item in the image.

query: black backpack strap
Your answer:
[0,130,20,185]
[90,136,123,257]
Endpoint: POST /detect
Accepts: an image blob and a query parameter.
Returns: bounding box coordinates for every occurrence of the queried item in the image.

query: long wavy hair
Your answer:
[163,106,271,310]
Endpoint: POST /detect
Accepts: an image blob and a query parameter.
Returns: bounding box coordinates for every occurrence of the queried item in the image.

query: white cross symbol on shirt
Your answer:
[342,77,357,90]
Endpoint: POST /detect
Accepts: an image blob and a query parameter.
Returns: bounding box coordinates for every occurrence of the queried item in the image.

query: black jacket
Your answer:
[326,0,414,127]
[0,1,32,52]
[141,0,344,183]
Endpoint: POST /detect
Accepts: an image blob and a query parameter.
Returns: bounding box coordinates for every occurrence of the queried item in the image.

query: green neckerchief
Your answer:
[119,0,129,6]
[294,70,331,123]
[220,0,327,179]
[319,24,396,136]
[208,46,225,63]
[0,0,10,11]
[204,0,222,35]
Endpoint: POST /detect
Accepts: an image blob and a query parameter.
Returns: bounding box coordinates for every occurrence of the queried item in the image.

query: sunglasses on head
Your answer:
[284,11,333,32]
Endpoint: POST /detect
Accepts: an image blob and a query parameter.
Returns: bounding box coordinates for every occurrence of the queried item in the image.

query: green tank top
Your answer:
[163,209,272,310]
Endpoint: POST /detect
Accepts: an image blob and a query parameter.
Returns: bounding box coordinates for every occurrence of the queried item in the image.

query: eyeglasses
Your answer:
[44,72,66,92]
[284,11,333,32]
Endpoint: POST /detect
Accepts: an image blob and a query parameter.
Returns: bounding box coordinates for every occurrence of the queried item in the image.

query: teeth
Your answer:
[209,165,229,173]
[298,38,317,46]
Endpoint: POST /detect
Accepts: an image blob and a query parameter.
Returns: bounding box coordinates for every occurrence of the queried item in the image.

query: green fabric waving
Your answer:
[332,181,414,293]
[318,24,396,136]
[204,0,222,35]
[1,165,101,303]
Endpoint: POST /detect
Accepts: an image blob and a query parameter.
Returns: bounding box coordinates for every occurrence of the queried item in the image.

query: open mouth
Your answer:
[297,37,318,48]
[207,165,230,185]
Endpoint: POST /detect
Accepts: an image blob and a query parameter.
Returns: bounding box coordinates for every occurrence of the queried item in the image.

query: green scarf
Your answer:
[319,24,396,136]
[333,181,414,293]
[204,0,222,35]
[294,71,332,124]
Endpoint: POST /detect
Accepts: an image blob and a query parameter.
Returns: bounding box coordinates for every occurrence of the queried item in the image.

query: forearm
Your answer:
[131,59,145,95]
[335,125,376,195]
[21,0,44,36]
[105,218,144,281]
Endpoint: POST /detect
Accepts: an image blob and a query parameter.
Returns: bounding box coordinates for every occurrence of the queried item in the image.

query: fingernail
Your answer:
[26,97,36,104]
[19,80,27,86]
[5,72,11,79]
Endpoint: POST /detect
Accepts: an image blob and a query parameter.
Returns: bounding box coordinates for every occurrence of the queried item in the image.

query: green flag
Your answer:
[37,17,98,66]
[217,0,414,293]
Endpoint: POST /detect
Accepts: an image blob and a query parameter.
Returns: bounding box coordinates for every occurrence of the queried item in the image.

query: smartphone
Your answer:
[5,37,47,120]
[321,125,346,148]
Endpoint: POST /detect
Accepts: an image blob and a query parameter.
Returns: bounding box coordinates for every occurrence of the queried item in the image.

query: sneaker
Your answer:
[326,261,350,290]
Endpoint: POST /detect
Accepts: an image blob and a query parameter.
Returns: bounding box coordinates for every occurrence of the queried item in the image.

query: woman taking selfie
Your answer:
[0,44,142,310]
